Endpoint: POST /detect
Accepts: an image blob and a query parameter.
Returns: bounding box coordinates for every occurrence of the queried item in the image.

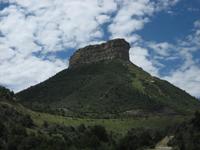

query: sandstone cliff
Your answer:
[69,39,130,68]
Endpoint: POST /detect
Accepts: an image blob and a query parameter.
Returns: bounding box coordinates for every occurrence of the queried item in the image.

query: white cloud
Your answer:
[164,66,200,97]
[154,0,180,11]
[148,42,175,57]
[0,44,16,61]
[194,20,200,28]
[1,0,118,53]
[129,46,159,76]
[96,15,110,24]
[109,0,154,41]
[0,53,66,92]
[177,20,200,70]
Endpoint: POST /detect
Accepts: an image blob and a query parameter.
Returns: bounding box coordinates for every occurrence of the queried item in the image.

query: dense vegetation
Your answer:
[17,60,200,117]
[0,88,164,150]
[0,119,164,150]
[0,86,14,101]
[1,86,199,149]
[169,111,200,150]
[0,86,172,150]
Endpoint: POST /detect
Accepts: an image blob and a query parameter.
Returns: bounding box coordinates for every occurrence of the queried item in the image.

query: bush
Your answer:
[0,86,14,100]
[90,125,108,142]
[117,128,163,150]
[21,114,34,127]
[169,112,200,150]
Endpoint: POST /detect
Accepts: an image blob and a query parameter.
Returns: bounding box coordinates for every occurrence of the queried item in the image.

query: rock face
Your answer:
[69,39,130,68]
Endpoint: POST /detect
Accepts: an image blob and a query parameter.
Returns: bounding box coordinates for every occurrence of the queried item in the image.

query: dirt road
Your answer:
[147,136,173,150]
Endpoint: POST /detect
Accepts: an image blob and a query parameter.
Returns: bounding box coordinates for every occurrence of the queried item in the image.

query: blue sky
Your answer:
[0,0,200,97]
[139,0,200,42]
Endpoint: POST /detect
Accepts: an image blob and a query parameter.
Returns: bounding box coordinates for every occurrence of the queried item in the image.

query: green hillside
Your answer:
[2,85,196,150]
[17,59,200,117]
[0,86,185,133]
[0,86,186,150]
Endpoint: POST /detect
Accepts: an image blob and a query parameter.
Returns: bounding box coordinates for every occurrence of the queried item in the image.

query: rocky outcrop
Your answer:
[69,39,130,68]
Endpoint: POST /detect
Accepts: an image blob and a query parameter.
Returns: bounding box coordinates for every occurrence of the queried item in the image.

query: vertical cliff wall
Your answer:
[69,39,130,68]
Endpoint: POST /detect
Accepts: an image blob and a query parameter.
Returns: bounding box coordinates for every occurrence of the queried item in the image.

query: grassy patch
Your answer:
[131,78,144,92]
[0,99,189,135]
[30,110,187,134]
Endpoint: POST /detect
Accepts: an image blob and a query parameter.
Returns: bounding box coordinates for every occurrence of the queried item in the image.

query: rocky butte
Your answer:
[18,38,200,118]
[69,39,130,68]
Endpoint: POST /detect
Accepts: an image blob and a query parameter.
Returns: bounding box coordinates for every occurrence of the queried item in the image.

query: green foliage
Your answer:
[116,128,163,150]
[192,111,200,129]
[169,111,200,150]
[0,97,167,150]
[90,125,109,142]
[0,85,197,150]
[30,109,186,134]
[0,103,34,128]
[0,86,14,101]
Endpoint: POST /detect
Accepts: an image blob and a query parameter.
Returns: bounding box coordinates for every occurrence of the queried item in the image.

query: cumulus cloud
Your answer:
[0,53,66,92]
[0,44,16,61]
[129,46,159,76]
[109,0,154,42]
[164,66,200,97]
[148,42,175,57]
[0,0,117,53]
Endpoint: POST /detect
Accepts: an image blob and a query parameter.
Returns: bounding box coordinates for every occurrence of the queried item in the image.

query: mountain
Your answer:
[17,39,200,118]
